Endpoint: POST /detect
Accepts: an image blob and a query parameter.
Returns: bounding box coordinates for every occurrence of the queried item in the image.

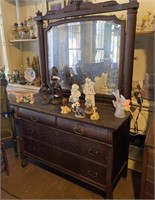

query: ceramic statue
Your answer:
[72,101,85,118]
[94,72,108,93]
[61,98,71,114]
[69,83,81,103]
[112,89,126,118]
[90,107,99,121]
[83,77,96,109]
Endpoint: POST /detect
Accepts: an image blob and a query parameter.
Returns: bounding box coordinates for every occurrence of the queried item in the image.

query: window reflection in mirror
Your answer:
[47,17,124,95]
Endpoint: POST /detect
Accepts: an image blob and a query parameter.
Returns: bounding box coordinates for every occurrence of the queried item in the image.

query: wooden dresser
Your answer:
[140,114,155,199]
[10,94,131,199]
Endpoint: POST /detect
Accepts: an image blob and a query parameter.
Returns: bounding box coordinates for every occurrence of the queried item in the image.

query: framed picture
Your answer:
[46,0,65,11]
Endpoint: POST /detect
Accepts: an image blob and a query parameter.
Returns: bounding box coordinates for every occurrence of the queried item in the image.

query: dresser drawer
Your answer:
[18,108,56,126]
[22,120,108,165]
[57,117,112,144]
[23,138,106,186]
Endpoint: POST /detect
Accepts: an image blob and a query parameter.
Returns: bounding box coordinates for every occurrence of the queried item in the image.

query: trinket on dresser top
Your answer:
[72,101,85,118]
[61,98,71,114]
[112,89,131,118]
[69,83,81,104]
[83,77,96,114]
[90,107,100,121]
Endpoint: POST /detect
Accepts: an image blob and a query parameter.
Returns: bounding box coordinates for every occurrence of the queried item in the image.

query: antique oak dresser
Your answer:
[10,97,130,198]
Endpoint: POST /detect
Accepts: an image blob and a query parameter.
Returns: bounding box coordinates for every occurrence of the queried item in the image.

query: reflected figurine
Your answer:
[49,66,63,104]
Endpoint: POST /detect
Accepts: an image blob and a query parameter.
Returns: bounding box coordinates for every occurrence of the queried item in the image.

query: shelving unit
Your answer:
[1,0,39,74]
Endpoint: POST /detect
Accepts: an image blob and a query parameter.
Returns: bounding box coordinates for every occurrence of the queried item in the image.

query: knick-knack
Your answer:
[69,83,81,103]
[112,89,126,118]
[83,77,96,110]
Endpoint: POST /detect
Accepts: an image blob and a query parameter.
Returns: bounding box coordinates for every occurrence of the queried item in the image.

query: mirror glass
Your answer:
[47,18,123,95]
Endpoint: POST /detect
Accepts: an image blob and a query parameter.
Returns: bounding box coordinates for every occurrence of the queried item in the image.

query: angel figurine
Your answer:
[112,89,126,118]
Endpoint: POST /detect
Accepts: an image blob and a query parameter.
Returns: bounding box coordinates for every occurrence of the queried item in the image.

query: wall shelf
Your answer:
[9,38,38,43]
[7,83,39,93]
[136,31,154,36]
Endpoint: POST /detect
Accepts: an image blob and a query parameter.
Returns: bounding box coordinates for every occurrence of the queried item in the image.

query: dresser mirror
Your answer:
[46,16,125,97]
[35,0,139,100]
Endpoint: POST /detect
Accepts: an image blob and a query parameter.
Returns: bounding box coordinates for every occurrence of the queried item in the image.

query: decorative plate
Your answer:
[24,67,36,82]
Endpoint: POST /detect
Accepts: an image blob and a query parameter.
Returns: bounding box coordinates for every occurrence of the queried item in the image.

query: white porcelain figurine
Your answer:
[112,89,126,118]
[83,77,96,108]
[69,83,81,103]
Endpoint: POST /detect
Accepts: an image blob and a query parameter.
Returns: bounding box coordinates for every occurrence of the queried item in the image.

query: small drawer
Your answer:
[18,108,56,126]
[57,117,112,144]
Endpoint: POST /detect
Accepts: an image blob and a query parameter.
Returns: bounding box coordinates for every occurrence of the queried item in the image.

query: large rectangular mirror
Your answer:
[45,16,125,96]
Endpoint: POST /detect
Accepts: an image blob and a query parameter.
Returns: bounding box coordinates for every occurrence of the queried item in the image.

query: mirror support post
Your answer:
[35,12,47,91]
[124,7,138,99]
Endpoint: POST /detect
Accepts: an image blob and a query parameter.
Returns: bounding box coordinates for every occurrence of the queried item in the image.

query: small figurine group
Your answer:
[12,17,36,39]
[62,77,100,120]
[16,93,35,104]
[136,12,155,32]
[39,66,99,120]
[40,66,65,105]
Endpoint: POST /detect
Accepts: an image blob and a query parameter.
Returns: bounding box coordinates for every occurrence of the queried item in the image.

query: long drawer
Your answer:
[23,137,107,186]
[57,117,112,144]
[22,120,108,165]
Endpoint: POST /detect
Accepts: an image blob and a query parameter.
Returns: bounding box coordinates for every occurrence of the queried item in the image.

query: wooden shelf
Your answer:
[7,83,40,93]
[9,38,38,43]
[136,31,154,36]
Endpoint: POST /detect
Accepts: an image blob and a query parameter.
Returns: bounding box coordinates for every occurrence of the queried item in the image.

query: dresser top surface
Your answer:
[9,93,130,130]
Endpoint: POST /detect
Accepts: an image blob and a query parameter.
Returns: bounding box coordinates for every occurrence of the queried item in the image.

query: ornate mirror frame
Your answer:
[34,0,139,101]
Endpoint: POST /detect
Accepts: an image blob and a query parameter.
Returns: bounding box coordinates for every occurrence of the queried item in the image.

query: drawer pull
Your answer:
[73,125,84,135]
[88,148,99,157]
[88,169,98,178]
[28,145,36,151]
[26,128,35,136]
[31,115,39,122]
